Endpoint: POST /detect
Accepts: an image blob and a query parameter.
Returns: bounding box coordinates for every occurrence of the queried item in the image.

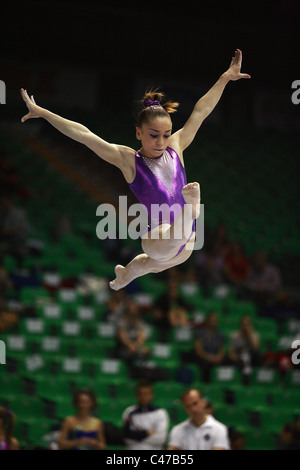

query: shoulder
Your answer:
[170,419,190,435]
[206,415,228,433]
[63,415,76,426]
[166,143,184,167]
[10,437,20,450]
[122,404,138,419]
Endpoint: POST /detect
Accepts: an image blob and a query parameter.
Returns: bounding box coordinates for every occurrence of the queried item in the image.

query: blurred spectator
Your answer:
[57,388,106,450]
[53,212,73,241]
[0,407,20,450]
[122,380,169,450]
[204,399,215,416]
[210,223,232,258]
[0,256,13,297]
[167,389,230,450]
[105,290,127,323]
[229,429,246,450]
[223,241,251,289]
[228,315,263,384]
[0,195,32,266]
[195,243,225,295]
[276,422,300,450]
[0,150,29,200]
[116,299,150,372]
[152,278,191,341]
[244,251,282,309]
[192,312,226,383]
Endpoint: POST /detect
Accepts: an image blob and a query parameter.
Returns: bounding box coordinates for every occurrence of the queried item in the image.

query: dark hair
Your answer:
[72,388,98,410]
[136,380,153,392]
[136,88,179,128]
[0,407,15,449]
[181,388,202,402]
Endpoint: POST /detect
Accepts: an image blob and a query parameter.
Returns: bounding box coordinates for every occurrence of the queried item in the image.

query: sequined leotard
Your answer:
[129,146,195,256]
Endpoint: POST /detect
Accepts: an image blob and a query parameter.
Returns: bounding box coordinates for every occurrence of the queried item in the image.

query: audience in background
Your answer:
[122,380,169,450]
[0,407,20,450]
[0,194,32,267]
[116,299,150,373]
[244,250,282,309]
[229,429,246,450]
[191,312,226,383]
[223,241,251,289]
[105,290,127,323]
[57,388,106,450]
[276,422,300,450]
[228,315,263,384]
[195,242,225,295]
[167,389,230,450]
[152,278,191,341]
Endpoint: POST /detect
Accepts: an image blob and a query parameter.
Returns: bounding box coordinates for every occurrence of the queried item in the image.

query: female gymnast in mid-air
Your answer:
[21,49,250,291]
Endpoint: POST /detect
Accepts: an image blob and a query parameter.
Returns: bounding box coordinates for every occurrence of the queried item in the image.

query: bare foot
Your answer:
[109,264,127,291]
[181,182,201,219]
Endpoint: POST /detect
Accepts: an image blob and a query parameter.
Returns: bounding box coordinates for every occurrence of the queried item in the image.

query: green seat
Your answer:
[211,366,242,386]
[285,369,300,388]
[36,376,72,401]
[250,367,280,388]
[214,404,248,429]
[258,409,295,433]
[244,429,276,450]
[234,386,270,409]
[10,396,48,421]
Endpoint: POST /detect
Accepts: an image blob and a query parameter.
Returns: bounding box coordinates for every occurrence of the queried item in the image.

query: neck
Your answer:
[191,414,207,427]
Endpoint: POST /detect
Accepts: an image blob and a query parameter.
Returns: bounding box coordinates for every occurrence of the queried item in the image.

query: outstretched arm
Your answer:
[20,88,130,169]
[170,49,251,152]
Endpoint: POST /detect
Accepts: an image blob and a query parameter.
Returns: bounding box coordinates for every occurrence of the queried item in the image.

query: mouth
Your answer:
[154,149,164,153]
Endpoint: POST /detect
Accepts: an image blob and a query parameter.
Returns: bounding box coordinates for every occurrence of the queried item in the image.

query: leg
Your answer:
[109,233,195,291]
[141,182,200,262]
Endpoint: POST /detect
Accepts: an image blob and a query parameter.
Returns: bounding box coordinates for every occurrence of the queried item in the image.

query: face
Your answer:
[207,313,218,328]
[137,387,153,407]
[136,116,172,158]
[76,393,94,413]
[182,390,206,420]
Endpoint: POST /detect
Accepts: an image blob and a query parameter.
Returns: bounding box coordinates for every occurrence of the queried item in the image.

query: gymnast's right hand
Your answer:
[20,88,45,122]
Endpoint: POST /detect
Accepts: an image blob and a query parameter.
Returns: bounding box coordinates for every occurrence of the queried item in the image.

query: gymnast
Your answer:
[20,49,250,290]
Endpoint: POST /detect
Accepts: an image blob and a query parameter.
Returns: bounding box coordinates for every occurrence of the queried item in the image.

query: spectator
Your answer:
[195,243,225,295]
[229,429,246,450]
[122,380,169,450]
[0,256,13,297]
[152,278,191,341]
[0,407,19,450]
[53,212,73,241]
[57,388,106,450]
[228,315,263,383]
[222,241,251,289]
[276,422,300,450]
[211,223,232,258]
[192,312,226,383]
[0,195,32,266]
[105,290,127,323]
[167,389,230,450]
[244,250,282,309]
[116,299,150,372]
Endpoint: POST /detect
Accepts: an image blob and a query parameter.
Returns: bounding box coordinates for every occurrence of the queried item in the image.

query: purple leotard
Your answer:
[129,146,195,256]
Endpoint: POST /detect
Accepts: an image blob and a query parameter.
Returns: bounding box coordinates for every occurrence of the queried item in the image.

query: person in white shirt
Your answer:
[122,380,169,450]
[168,389,230,450]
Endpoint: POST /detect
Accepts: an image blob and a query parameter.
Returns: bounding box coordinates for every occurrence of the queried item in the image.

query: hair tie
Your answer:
[144,99,162,108]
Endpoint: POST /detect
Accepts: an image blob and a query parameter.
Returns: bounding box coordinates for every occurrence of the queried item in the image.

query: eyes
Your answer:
[150,134,171,139]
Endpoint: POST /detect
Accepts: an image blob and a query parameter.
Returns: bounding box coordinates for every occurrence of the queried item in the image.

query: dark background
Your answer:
[1,0,299,113]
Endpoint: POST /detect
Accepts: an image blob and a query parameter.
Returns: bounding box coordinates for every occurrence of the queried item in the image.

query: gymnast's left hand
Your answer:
[223,49,251,81]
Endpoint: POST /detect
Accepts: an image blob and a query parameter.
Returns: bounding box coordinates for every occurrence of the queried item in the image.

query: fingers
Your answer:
[21,113,31,123]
